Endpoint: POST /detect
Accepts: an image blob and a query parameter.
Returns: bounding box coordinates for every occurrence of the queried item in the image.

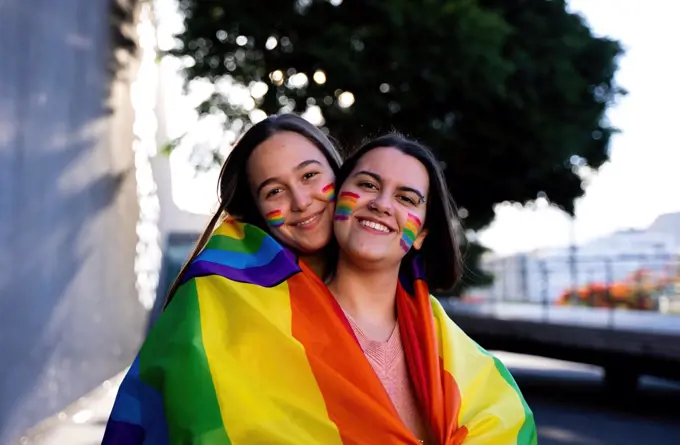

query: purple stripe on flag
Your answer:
[101,420,145,445]
[184,248,300,288]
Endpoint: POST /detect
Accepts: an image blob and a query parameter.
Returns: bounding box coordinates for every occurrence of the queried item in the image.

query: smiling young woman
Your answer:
[326,133,536,445]
[162,113,343,309]
[247,130,338,258]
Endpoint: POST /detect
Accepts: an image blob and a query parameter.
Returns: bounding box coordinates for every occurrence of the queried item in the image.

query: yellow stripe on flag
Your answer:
[430,298,527,444]
[196,276,344,445]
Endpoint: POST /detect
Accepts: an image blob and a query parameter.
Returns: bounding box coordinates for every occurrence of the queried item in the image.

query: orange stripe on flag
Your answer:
[289,264,421,444]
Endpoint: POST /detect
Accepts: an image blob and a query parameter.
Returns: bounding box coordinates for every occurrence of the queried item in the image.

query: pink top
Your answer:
[345,314,430,443]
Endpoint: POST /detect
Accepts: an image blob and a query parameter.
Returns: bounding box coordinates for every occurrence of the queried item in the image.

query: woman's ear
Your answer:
[412,228,428,250]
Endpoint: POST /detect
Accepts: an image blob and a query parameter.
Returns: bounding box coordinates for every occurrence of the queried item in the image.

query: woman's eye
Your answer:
[398,195,417,205]
[266,188,283,198]
[358,181,377,190]
[303,171,319,180]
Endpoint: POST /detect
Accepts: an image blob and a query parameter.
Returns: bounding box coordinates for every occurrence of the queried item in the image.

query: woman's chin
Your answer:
[343,244,394,267]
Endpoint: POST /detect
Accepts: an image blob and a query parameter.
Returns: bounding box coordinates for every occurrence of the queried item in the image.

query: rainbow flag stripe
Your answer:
[322,183,335,201]
[400,213,422,251]
[265,209,284,227]
[102,220,536,445]
[334,191,359,221]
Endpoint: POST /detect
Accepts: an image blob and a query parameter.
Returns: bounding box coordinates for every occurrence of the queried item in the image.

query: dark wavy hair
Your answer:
[163,114,343,309]
[332,133,462,291]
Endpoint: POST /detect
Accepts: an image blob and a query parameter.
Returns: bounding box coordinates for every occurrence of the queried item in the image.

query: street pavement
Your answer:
[12,353,680,445]
[10,372,125,445]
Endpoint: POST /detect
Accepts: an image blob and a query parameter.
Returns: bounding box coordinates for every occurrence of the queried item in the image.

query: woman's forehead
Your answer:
[351,147,429,192]
[248,132,329,178]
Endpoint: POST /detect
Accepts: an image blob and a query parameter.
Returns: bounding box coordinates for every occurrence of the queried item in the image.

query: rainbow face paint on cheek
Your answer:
[400,213,422,252]
[334,192,359,221]
[321,183,335,201]
[265,210,284,227]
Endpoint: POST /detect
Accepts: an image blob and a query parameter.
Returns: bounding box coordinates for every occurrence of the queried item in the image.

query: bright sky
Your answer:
[479,0,680,254]
[156,0,680,256]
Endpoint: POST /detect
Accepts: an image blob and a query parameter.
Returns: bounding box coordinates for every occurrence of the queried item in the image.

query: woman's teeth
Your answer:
[360,220,390,232]
[296,215,317,226]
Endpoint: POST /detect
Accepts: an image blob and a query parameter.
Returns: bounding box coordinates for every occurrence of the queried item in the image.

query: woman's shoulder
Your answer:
[426,295,504,361]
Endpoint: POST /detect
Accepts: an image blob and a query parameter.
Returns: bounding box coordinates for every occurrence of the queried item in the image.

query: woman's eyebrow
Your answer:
[256,159,323,194]
[352,170,425,202]
[352,170,381,182]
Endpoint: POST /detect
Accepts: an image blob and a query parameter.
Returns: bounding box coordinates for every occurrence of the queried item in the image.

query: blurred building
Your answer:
[147,152,207,325]
[470,212,680,304]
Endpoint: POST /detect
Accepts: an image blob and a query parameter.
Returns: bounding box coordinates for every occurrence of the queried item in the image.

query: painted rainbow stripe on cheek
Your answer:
[334,192,359,221]
[400,213,422,252]
[265,210,284,227]
[322,183,335,201]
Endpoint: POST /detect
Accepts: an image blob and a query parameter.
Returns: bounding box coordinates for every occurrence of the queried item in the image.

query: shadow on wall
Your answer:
[0,0,145,443]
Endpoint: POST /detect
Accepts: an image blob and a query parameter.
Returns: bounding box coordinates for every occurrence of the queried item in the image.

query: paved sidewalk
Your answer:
[12,372,126,445]
[9,353,566,445]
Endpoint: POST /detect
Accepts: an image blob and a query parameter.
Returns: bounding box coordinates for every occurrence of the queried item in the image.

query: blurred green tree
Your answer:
[168,0,624,291]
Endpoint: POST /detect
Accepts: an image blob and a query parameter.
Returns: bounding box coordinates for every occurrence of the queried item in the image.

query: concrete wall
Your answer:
[0,1,146,443]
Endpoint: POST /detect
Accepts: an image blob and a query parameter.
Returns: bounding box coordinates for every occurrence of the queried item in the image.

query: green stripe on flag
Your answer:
[140,279,232,444]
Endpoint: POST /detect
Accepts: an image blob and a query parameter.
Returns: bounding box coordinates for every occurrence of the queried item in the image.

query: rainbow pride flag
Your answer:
[102,220,536,445]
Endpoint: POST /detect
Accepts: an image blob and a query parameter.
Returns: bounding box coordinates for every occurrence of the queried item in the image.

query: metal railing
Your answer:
[454,253,680,333]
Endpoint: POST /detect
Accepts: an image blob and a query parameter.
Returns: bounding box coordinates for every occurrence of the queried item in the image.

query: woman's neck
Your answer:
[298,251,326,279]
[327,254,400,342]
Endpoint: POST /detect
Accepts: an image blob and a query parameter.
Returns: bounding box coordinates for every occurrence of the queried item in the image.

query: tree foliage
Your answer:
[169,0,624,289]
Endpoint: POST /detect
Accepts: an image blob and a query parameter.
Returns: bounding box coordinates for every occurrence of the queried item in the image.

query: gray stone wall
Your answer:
[0,1,146,443]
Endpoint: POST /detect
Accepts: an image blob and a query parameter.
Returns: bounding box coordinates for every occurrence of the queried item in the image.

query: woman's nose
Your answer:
[290,187,313,212]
